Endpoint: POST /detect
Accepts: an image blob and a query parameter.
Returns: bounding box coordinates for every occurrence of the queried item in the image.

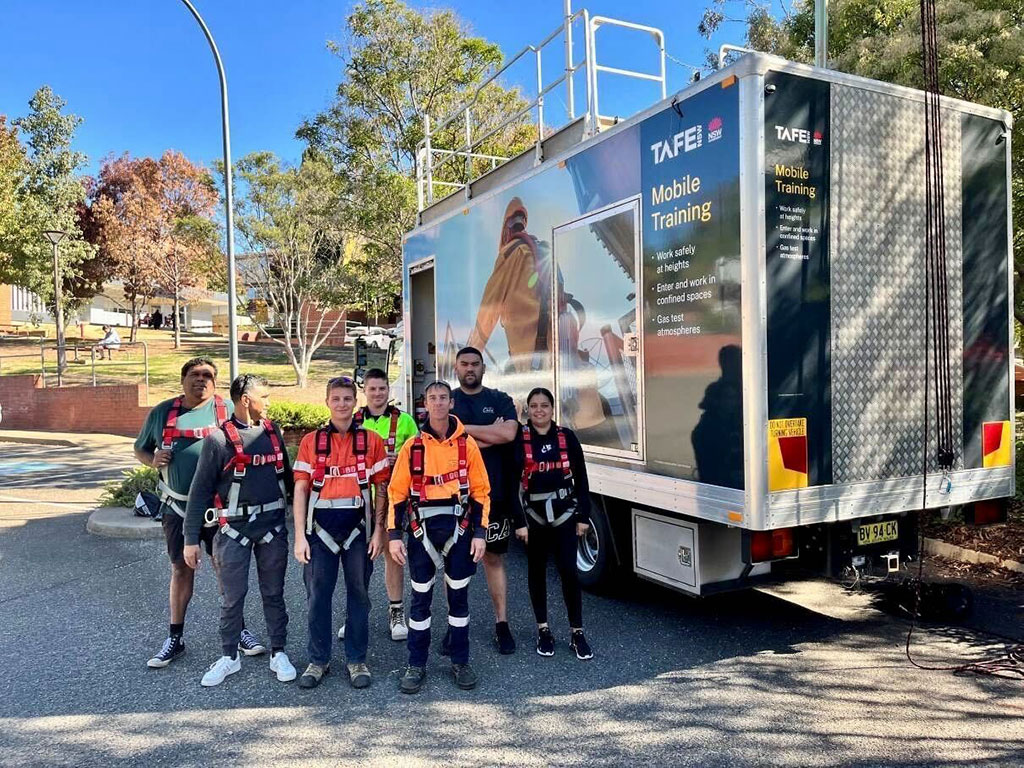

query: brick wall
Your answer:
[0,375,151,437]
[0,284,12,327]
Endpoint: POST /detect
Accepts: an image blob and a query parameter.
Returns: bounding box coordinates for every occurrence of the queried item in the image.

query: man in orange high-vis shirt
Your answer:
[292,377,390,690]
[388,380,490,694]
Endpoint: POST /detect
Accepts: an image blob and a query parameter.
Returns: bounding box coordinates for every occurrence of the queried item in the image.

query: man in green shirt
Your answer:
[134,357,264,668]
[341,367,418,641]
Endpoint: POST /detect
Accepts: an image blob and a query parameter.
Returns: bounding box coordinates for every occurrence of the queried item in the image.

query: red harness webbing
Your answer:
[311,423,369,492]
[407,434,469,539]
[214,419,285,518]
[521,424,573,491]
[160,394,229,448]
[355,406,401,464]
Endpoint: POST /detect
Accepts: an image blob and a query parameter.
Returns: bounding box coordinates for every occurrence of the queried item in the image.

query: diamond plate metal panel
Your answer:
[830,85,963,483]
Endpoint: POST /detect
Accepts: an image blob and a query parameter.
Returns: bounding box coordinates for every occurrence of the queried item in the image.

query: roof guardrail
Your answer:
[416,7,667,212]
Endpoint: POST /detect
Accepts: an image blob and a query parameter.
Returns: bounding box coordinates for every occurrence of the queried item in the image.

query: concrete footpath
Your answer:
[2,429,161,538]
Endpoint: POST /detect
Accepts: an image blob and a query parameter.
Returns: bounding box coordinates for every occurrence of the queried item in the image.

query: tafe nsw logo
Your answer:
[775,125,824,146]
[707,116,723,142]
[650,123,703,164]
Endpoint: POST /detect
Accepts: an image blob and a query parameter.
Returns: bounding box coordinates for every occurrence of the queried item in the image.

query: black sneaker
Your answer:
[298,663,329,689]
[451,663,478,690]
[570,629,593,660]
[536,627,555,657]
[147,636,185,668]
[400,665,426,694]
[439,627,452,656]
[495,621,516,655]
[238,628,266,657]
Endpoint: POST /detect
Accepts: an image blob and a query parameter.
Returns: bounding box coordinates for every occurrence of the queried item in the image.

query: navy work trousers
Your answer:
[406,516,476,667]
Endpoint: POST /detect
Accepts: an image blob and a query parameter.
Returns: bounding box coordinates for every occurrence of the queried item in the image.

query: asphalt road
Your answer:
[1,439,1022,767]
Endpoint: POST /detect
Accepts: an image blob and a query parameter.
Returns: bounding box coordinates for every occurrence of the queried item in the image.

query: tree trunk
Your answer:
[173,288,181,349]
[128,290,139,343]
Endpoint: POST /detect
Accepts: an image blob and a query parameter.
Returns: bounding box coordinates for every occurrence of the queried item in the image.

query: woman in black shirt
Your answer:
[517,387,594,660]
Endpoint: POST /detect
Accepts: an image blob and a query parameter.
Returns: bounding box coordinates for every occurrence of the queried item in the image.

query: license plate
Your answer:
[857,520,899,546]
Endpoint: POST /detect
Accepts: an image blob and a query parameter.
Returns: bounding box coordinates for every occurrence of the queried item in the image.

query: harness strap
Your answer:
[217,419,287,522]
[407,434,470,558]
[158,394,229,503]
[521,424,574,494]
[357,405,402,464]
[306,423,373,546]
[220,521,285,548]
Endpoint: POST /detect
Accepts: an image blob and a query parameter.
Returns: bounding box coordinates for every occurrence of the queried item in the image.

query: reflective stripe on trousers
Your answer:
[405,517,476,667]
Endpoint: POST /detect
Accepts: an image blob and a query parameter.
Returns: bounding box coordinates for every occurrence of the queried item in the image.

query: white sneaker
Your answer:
[337,623,346,640]
[269,651,297,682]
[201,655,241,687]
[389,606,409,641]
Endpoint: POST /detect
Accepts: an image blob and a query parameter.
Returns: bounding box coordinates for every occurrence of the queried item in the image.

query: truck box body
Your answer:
[402,54,1013,593]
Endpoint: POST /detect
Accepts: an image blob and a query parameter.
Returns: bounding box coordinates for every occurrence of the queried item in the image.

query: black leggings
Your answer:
[526,516,583,628]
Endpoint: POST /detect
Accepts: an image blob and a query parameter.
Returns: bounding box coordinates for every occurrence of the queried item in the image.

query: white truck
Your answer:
[399,9,1014,594]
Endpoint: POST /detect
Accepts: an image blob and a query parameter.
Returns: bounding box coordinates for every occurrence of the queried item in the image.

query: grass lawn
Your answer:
[0,326,394,406]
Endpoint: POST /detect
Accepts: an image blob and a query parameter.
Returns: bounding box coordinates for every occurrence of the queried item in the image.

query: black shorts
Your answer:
[484,502,513,555]
[163,511,215,565]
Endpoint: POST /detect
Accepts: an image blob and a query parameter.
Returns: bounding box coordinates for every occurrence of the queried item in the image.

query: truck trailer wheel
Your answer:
[577,497,618,591]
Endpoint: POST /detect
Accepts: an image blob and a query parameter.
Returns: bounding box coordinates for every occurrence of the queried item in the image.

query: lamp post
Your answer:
[42,229,68,386]
[180,0,239,380]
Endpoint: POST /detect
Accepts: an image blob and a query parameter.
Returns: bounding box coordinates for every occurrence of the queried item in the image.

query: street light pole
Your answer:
[180,0,239,381]
[42,230,68,387]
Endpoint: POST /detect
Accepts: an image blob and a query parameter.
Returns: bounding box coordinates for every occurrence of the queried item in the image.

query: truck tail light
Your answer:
[750,528,795,562]
[965,499,1007,526]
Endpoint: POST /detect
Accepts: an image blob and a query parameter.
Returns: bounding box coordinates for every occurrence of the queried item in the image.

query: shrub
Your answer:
[100,466,159,508]
[267,401,329,430]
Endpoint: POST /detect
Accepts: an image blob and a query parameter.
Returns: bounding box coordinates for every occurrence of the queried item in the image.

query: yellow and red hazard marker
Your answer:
[768,418,808,491]
[981,420,1012,468]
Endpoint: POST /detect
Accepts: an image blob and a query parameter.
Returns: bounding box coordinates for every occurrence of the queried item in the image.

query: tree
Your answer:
[0,116,25,272]
[87,155,163,341]
[701,0,1024,322]
[2,87,96,324]
[297,0,536,290]
[152,150,219,349]
[231,151,356,388]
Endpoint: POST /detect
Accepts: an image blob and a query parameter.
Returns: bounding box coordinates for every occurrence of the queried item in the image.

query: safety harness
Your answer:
[157,395,229,518]
[354,405,401,466]
[305,423,374,554]
[202,419,287,547]
[407,434,470,568]
[520,424,575,527]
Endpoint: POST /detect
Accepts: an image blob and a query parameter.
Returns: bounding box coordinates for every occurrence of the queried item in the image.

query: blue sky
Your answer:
[0,1,772,177]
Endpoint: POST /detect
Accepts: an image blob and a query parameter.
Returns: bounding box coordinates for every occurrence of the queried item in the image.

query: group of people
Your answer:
[134,346,593,694]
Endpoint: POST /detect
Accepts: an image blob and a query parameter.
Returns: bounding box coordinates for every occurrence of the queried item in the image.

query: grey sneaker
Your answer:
[400,665,426,694]
[347,662,371,689]
[298,663,329,689]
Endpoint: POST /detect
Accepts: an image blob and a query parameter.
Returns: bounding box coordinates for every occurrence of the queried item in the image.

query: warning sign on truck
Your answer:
[768,418,808,491]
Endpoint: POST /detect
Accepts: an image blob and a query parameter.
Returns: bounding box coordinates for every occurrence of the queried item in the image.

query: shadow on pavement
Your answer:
[1,510,1021,767]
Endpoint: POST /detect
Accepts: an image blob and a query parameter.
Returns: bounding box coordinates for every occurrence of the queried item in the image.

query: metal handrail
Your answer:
[589,16,666,126]
[719,44,758,69]
[416,7,667,211]
[26,338,150,403]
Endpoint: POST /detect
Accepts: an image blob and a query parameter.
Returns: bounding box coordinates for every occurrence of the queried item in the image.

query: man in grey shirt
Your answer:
[184,373,296,687]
